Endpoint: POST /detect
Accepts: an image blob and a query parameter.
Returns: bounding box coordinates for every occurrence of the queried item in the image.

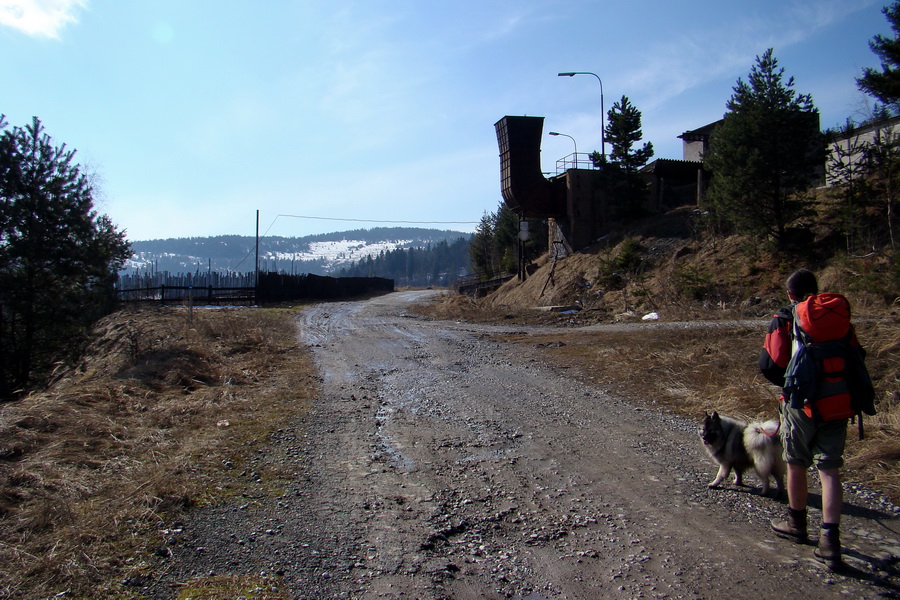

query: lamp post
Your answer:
[549,131,577,168]
[558,71,605,160]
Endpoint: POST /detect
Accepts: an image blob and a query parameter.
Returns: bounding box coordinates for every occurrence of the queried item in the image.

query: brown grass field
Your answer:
[0,267,897,598]
[0,307,315,599]
[418,292,900,508]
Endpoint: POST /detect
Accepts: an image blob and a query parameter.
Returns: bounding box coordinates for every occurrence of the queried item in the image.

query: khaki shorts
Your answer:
[780,403,848,470]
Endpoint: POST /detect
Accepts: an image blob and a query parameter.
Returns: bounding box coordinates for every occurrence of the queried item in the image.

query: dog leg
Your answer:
[709,464,730,488]
[773,472,785,499]
[733,469,744,487]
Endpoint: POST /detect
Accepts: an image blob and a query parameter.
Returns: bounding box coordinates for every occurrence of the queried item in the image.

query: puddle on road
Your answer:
[375,433,416,472]
[374,404,417,472]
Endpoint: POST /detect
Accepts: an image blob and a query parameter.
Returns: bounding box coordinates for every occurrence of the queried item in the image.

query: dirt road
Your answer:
[162,291,899,599]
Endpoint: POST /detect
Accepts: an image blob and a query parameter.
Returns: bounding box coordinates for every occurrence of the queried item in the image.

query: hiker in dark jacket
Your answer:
[759,268,858,570]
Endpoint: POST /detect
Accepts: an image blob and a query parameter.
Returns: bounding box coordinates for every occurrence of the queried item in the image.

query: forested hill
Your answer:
[337,236,472,287]
[124,227,473,284]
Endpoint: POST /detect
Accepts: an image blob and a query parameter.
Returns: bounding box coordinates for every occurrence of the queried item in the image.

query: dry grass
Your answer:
[1,249,895,598]
[0,307,317,600]
[419,216,900,505]
[173,574,291,600]
[418,291,900,507]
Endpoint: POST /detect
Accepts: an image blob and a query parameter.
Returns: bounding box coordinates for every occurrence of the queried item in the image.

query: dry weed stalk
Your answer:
[0,307,316,599]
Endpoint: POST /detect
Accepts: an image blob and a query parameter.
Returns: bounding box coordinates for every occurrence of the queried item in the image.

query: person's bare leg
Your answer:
[819,468,842,524]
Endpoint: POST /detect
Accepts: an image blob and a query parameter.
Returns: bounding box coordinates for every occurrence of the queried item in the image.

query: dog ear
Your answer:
[711,411,719,420]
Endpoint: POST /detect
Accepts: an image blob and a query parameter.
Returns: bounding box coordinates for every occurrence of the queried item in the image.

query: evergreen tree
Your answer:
[705,49,823,246]
[494,202,520,274]
[467,201,550,280]
[590,96,654,219]
[0,116,130,399]
[593,95,654,174]
[857,1,900,109]
[469,211,498,279]
[336,235,472,286]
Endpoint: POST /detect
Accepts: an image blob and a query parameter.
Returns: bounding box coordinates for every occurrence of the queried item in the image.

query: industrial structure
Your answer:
[495,115,708,270]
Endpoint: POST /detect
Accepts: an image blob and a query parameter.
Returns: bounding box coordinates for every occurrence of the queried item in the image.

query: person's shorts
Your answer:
[780,403,848,470]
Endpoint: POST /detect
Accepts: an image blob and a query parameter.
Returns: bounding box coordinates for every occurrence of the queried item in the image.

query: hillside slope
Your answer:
[486,207,895,323]
[423,208,899,504]
[124,227,471,276]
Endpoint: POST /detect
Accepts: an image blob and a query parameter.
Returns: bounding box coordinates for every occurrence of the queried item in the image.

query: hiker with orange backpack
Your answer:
[758,268,875,570]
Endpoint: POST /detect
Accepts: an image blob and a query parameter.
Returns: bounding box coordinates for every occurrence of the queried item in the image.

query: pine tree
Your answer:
[590,96,654,219]
[857,1,900,108]
[469,211,499,279]
[705,49,823,246]
[594,95,654,174]
[0,116,130,399]
[467,201,549,280]
[494,202,520,274]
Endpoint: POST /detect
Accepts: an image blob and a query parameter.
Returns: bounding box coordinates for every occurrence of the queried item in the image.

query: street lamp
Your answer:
[549,131,577,168]
[558,71,605,159]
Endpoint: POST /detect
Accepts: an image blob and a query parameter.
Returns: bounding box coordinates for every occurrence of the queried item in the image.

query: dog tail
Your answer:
[744,419,780,468]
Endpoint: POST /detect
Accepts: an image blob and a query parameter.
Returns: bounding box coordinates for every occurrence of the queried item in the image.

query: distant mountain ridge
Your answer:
[124,227,472,277]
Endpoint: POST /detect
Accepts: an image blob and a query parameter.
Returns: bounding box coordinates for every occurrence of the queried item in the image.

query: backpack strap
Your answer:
[787,307,817,414]
[788,308,833,423]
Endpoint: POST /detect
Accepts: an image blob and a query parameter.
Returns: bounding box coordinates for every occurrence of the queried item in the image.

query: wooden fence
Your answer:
[116,272,394,306]
[118,271,255,290]
[456,272,514,297]
[116,284,256,306]
[255,272,394,304]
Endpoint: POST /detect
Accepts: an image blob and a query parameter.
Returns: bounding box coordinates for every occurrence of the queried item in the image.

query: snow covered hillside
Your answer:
[123,228,471,276]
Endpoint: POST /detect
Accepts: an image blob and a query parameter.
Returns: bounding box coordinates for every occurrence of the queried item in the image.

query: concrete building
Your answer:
[825,114,900,186]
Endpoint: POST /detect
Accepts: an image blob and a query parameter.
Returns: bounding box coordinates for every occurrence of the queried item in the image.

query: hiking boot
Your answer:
[771,508,808,543]
[814,526,842,571]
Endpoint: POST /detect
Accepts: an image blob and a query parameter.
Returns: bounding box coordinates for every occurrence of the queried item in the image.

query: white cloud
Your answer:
[611,0,881,113]
[0,0,86,39]
[786,0,882,31]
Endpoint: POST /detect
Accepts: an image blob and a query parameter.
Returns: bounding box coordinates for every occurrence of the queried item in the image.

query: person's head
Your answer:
[786,268,818,302]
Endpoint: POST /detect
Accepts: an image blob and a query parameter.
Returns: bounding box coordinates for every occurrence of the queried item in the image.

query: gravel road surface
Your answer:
[153,291,900,599]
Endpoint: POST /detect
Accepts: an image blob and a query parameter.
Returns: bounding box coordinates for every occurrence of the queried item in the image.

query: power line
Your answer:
[232,214,280,271]
[276,213,479,225]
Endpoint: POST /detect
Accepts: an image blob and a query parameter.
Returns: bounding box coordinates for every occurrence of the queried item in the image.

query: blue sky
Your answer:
[0,0,893,241]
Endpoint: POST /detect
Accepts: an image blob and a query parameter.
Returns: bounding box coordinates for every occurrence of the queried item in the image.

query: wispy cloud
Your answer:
[621,0,881,111]
[786,0,882,31]
[460,3,568,53]
[0,0,86,39]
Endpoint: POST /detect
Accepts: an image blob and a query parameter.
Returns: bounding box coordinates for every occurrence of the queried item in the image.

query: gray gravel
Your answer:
[145,291,900,599]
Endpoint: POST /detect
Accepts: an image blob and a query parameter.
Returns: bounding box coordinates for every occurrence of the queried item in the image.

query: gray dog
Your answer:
[700,411,785,497]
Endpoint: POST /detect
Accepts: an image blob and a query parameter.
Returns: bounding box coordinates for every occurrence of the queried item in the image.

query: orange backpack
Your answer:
[784,294,875,431]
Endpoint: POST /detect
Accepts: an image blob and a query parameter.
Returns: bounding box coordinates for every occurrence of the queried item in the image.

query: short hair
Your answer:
[786,268,818,299]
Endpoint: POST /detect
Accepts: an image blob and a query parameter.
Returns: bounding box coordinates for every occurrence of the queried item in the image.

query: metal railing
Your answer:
[555,152,597,174]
